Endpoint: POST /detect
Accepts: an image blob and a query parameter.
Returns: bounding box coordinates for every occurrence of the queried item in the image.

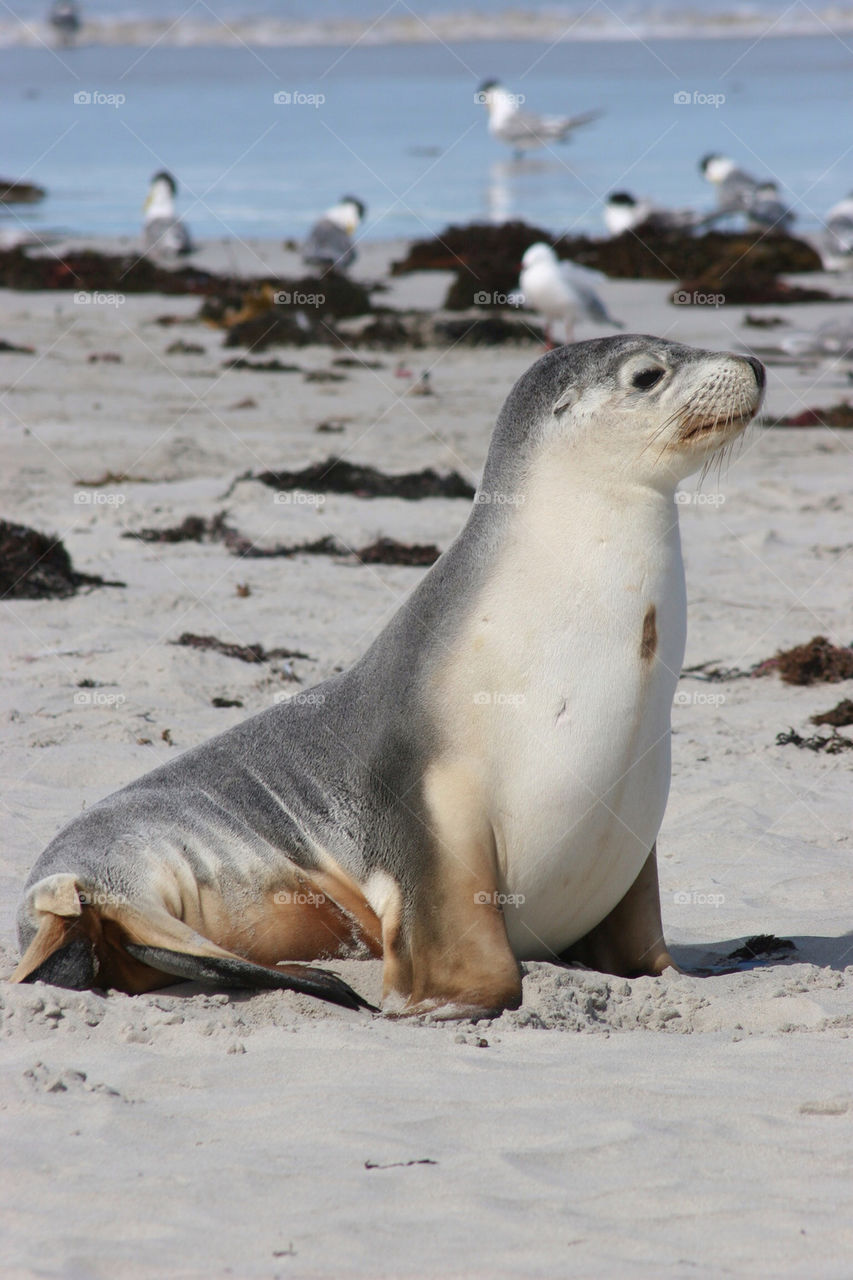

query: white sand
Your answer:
[1,241,852,1278]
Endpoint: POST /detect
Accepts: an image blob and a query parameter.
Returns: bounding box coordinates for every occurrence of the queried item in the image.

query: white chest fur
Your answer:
[433,466,687,959]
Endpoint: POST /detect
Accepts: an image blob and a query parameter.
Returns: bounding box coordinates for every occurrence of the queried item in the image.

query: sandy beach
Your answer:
[1,238,852,1278]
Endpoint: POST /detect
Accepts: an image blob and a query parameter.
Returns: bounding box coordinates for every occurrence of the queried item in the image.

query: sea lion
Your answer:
[12,336,765,1017]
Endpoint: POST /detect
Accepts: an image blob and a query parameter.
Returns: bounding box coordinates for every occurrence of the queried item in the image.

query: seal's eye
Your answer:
[632,367,664,390]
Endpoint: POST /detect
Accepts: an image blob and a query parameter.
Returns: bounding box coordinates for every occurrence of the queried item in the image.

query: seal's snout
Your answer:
[743,355,765,391]
[669,348,764,451]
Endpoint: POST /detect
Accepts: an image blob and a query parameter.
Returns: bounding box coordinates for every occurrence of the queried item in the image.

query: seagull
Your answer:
[49,1,81,46]
[143,171,194,258]
[820,192,853,270]
[776,318,853,359]
[700,154,795,229]
[302,196,365,274]
[476,80,601,157]
[700,154,761,216]
[518,242,623,347]
[604,191,698,236]
[747,182,795,230]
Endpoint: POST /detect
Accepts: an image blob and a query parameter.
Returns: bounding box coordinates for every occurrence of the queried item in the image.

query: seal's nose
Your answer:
[744,355,765,390]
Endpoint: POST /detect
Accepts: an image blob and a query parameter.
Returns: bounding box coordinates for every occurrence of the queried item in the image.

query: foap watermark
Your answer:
[273,889,327,905]
[73,89,126,108]
[673,290,725,308]
[474,890,526,907]
[77,888,129,907]
[474,89,525,107]
[74,490,125,506]
[273,690,327,706]
[273,290,325,308]
[273,490,325,507]
[273,90,325,108]
[673,90,725,109]
[473,290,521,307]
[74,291,125,307]
[673,690,726,707]
[673,889,725,907]
[474,490,525,507]
[473,691,526,707]
[74,690,126,708]
[675,491,726,507]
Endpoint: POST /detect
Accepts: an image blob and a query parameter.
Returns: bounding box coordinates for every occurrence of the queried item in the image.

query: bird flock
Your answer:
[50,58,853,347]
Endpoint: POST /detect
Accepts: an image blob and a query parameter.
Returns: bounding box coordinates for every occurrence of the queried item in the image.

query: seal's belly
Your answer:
[498,722,671,958]
[483,608,683,959]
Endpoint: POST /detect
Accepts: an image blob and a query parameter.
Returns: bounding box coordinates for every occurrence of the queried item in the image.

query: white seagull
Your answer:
[302,196,366,274]
[143,171,194,258]
[477,80,600,157]
[518,242,623,347]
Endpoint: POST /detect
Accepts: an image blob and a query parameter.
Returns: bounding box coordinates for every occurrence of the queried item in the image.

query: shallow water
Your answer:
[2,19,851,241]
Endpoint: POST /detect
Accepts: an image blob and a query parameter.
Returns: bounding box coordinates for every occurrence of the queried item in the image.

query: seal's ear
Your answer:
[553,384,579,416]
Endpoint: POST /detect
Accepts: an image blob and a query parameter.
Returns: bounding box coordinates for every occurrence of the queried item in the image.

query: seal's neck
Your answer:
[506,457,681,569]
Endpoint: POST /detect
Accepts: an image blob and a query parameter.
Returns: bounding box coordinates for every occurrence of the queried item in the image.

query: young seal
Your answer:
[12,336,765,1017]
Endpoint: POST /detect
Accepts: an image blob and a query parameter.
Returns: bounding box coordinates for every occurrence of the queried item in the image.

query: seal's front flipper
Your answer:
[383,763,522,1019]
[20,936,96,990]
[560,844,677,978]
[125,944,377,1013]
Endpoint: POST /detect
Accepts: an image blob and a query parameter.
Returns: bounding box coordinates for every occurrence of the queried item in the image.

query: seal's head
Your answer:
[484,335,764,495]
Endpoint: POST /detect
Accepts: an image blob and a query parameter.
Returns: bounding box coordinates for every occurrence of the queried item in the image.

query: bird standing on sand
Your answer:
[747,182,795,230]
[821,192,853,270]
[700,154,760,215]
[476,80,600,157]
[604,191,698,236]
[143,171,194,258]
[518,242,623,347]
[302,196,365,274]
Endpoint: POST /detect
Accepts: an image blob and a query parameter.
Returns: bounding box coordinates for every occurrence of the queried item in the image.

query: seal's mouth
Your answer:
[678,409,755,443]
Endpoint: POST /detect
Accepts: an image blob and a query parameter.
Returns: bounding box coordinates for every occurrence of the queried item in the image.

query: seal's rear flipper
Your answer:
[13,876,375,1011]
[125,943,377,1013]
[20,937,96,990]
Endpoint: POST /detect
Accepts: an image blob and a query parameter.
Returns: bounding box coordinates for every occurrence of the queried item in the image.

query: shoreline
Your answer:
[4,14,853,49]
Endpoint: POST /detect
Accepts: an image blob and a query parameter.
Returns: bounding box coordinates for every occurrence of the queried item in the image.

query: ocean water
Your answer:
[1,3,851,242]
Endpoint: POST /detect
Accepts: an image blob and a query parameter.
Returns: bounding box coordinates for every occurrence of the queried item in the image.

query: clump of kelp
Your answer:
[772,403,853,428]
[123,510,441,566]
[232,457,475,501]
[0,520,124,599]
[391,220,832,311]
